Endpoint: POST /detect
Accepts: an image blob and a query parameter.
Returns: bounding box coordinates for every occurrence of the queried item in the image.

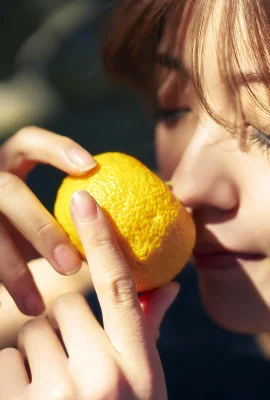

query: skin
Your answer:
[0,260,94,349]
[0,125,97,316]
[2,0,270,398]
[0,192,179,399]
[156,1,270,333]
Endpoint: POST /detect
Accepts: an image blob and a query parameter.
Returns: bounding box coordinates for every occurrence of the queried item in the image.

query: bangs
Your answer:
[102,0,270,141]
[216,0,270,138]
[102,0,177,91]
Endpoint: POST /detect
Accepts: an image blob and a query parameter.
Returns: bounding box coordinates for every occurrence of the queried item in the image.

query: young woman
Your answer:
[1,0,270,398]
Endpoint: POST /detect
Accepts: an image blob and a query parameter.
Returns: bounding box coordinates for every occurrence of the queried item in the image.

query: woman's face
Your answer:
[156,2,270,333]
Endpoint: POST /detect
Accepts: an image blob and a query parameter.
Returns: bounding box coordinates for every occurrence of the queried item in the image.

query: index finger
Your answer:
[0,126,96,178]
[70,190,154,357]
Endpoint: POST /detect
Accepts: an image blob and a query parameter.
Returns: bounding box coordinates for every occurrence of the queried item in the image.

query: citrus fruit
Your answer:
[54,152,195,292]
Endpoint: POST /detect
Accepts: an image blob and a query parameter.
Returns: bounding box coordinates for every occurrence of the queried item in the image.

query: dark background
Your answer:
[1,1,270,399]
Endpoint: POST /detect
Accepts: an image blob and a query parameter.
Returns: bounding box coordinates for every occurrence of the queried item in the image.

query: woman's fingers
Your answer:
[0,126,96,178]
[48,293,106,361]
[48,293,115,396]
[18,317,73,399]
[0,173,83,315]
[0,172,82,275]
[0,348,29,399]
[70,191,154,358]
[0,218,44,315]
[70,191,167,398]
[18,317,67,377]
[139,282,180,341]
[0,126,96,316]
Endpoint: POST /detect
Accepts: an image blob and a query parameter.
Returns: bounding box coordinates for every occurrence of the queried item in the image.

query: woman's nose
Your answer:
[172,122,239,212]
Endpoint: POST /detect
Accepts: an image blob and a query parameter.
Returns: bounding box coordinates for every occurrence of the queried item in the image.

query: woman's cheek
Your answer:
[155,125,183,180]
[155,114,198,180]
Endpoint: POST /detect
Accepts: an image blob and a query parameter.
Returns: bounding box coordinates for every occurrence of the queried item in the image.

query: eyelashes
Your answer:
[155,108,270,155]
[154,108,190,123]
[250,128,270,153]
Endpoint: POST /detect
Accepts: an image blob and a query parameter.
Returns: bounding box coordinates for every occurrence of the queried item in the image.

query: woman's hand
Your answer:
[0,126,96,316]
[0,191,179,399]
[0,258,94,349]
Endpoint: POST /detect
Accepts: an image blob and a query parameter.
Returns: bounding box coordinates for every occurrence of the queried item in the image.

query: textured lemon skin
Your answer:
[54,152,195,292]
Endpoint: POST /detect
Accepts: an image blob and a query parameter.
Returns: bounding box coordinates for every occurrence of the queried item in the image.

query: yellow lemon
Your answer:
[54,152,195,292]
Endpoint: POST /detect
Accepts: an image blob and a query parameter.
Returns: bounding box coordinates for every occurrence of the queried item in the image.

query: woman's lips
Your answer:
[193,252,264,270]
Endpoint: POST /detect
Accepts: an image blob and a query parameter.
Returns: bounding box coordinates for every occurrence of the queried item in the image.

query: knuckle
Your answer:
[20,316,47,337]
[32,218,57,241]
[100,271,135,306]
[6,262,30,286]
[90,227,114,250]
[52,292,86,312]
[58,136,76,147]
[15,125,38,139]
[82,364,124,400]
[0,347,21,363]
[47,385,76,400]
[100,373,123,400]
[0,171,18,196]
[53,136,77,151]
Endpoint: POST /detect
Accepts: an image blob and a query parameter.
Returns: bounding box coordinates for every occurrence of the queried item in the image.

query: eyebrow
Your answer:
[233,72,265,86]
[156,53,265,87]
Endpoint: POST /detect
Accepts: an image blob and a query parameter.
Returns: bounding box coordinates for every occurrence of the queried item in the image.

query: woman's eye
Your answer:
[155,108,190,123]
[250,127,270,153]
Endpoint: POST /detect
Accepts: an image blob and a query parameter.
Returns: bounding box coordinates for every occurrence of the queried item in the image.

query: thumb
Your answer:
[139,281,180,342]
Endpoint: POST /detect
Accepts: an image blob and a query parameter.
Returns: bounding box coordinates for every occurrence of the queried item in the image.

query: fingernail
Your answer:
[24,293,45,316]
[71,191,98,221]
[67,148,96,171]
[53,243,82,275]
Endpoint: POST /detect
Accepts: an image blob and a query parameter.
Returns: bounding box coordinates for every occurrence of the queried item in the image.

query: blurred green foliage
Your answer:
[0,0,155,210]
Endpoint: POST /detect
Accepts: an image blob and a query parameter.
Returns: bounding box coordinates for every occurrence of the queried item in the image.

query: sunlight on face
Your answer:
[156,1,270,333]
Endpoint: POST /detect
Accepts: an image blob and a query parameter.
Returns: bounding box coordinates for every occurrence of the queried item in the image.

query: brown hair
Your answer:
[102,0,270,145]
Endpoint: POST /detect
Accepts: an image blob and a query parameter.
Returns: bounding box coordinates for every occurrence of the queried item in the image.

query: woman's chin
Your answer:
[198,270,270,334]
[202,299,263,334]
